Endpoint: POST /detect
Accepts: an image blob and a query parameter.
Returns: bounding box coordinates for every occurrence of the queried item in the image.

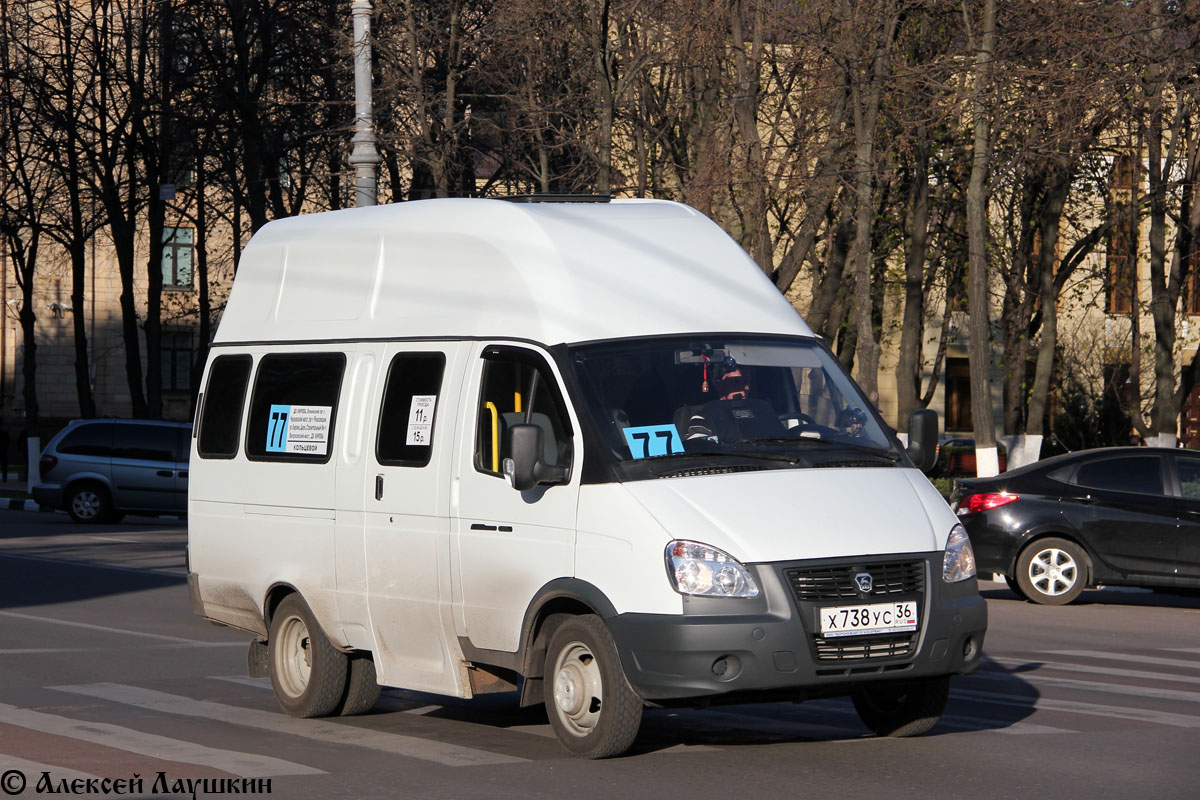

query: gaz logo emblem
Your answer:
[855,572,874,594]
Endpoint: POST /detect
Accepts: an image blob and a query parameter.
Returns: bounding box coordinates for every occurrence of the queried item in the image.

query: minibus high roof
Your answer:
[213,197,813,345]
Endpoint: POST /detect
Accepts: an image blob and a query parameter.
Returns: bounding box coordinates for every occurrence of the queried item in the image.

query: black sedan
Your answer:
[951,447,1200,604]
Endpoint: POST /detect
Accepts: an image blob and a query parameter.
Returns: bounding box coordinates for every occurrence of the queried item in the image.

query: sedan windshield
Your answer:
[569,336,901,478]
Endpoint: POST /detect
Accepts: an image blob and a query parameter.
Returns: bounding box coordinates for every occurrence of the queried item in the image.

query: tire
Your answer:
[267,594,348,718]
[1016,537,1087,605]
[852,676,950,737]
[1004,575,1028,600]
[543,615,642,759]
[336,655,381,716]
[66,483,113,523]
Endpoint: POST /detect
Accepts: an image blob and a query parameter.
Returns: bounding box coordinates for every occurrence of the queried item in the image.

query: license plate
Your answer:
[819,601,918,638]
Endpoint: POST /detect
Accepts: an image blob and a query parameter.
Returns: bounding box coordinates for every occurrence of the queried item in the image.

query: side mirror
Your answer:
[503,423,569,491]
[906,409,939,473]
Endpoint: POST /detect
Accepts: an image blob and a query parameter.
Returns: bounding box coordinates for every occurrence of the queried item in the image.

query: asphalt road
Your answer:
[1,508,1198,799]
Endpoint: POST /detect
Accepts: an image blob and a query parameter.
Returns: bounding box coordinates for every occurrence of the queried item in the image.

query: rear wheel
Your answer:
[1016,537,1087,605]
[267,594,348,718]
[336,655,381,716]
[543,615,642,759]
[852,676,950,737]
[66,483,113,523]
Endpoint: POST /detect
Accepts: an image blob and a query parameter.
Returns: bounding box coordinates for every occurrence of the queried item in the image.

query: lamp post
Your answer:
[349,0,380,207]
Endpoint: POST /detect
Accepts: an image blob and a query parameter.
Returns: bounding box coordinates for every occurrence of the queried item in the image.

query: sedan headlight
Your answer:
[943,523,977,582]
[666,540,760,598]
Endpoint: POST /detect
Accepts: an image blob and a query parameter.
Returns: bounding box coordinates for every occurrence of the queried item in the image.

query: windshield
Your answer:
[570,336,902,478]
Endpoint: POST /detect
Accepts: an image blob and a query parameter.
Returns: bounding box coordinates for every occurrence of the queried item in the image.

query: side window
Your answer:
[1074,456,1164,495]
[246,353,346,463]
[111,425,175,462]
[198,355,252,459]
[475,348,573,477]
[57,424,113,458]
[1177,456,1200,500]
[376,353,446,467]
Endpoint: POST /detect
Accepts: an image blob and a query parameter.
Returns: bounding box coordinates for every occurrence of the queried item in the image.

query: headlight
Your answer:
[666,540,760,598]
[943,523,977,582]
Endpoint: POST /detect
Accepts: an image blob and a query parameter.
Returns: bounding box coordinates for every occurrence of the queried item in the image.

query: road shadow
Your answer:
[980,580,1199,610]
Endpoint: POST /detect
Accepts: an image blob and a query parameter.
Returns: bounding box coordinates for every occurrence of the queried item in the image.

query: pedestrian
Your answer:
[0,418,10,483]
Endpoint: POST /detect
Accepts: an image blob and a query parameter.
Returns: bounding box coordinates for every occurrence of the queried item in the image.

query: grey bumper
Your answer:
[606,552,987,702]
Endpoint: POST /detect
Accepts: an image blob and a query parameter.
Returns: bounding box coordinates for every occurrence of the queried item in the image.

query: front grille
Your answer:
[784,560,924,601]
[814,632,918,661]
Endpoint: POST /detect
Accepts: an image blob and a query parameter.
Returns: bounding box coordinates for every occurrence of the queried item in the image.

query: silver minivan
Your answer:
[34,419,191,522]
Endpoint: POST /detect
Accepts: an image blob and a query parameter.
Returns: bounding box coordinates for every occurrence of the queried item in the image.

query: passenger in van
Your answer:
[684,363,782,443]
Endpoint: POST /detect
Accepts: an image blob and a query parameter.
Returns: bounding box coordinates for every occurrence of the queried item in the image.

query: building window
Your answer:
[161,330,193,393]
[944,357,972,431]
[162,226,194,290]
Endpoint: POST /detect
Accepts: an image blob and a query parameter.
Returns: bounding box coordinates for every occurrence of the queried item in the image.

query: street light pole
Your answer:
[349,0,380,207]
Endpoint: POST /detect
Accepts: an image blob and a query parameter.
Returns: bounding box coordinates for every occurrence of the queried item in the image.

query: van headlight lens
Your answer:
[666,540,760,598]
[943,524,977,582]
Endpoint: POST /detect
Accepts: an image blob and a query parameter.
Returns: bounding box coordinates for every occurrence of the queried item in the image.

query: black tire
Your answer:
[1004,575,1028,600]
[267,594,348,718]
[543,614,642,759]
[336,655,381,716]
[66,482,113,523]
[1015,537,1087,605]
[853,676,950,737]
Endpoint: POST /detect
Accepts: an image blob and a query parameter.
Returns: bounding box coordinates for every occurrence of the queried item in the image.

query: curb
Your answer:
[4,498,47,512]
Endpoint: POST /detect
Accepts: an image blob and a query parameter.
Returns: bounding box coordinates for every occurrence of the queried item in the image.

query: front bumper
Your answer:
[607,552,986,702]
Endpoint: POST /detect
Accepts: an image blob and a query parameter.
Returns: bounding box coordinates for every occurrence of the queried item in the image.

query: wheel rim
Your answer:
[274,614,313,698]
[552,641,603,737]
[1028,547,1078,596]
[71,490,101,520]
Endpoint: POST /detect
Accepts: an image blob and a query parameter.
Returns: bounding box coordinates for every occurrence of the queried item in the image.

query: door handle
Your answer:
[469,523,513,532]
[156,470,172,478]
[375,474,384,501]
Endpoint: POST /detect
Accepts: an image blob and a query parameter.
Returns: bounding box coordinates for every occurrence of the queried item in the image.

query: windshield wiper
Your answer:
[643,448,801,465]
[745,436,901,462]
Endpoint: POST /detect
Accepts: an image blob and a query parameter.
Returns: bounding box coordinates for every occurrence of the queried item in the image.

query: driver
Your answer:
[838,407,868,438]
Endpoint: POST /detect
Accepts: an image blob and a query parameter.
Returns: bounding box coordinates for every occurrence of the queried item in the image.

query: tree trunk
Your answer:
[965,0,998,475]
[896,134,931,427]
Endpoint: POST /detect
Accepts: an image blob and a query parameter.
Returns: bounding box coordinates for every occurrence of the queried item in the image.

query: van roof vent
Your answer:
[501,193,611,203]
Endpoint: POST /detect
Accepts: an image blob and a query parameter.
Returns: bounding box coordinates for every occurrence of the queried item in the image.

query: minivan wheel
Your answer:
[267,594,348,718]
[66,483,113,523]
[543,615,642,759]
[852,676,950,737]
[1016,537,1086,605]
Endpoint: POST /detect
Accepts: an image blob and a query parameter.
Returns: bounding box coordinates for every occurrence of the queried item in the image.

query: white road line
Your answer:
[0,703,322,777]
[970,670,1200,704]
[0,755,98,782]
[987,656,1200,685]
[1167,648,1200,654]
[0,643,245,656]
[952,688,1200,728]
[0,610,227,646]
[55,683,527,768]
[0,551,185,577]
[1047,650,1200,670]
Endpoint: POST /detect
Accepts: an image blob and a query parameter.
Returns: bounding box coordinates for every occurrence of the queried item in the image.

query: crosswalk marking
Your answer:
[987,656,1200,685]
[969,670,1200,704]
[0,610,229,646]
[0,756,97,782]
[54,683,528,767]
[1047,650,1200,670]
[0,703,322,777]
[952,688,1200,728]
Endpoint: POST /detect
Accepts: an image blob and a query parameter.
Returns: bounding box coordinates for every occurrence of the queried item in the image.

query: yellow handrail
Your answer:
[485,401,500,472]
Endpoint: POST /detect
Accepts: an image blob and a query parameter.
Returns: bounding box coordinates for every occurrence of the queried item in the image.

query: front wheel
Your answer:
[267,594,348,718]
[1016,537,1087,605]
[853,676,950,737]
[543,615,642,759]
